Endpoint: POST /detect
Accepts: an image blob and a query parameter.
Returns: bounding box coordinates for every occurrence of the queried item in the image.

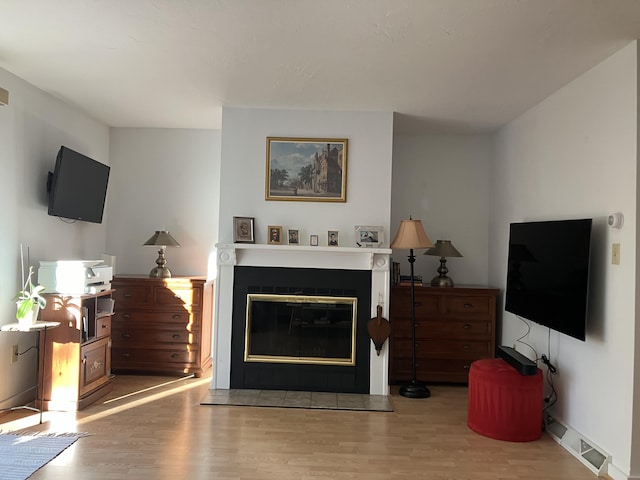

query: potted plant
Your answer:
[14,265,46,329]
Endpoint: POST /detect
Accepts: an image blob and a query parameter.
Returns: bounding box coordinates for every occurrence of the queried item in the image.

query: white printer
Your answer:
[38,260,113,294]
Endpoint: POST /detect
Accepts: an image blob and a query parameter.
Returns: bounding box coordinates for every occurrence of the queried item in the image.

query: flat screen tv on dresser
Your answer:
[505,218,593,341]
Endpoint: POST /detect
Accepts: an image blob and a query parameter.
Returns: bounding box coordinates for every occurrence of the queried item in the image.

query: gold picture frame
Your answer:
[265,137,348,202]
[267,225,283,245]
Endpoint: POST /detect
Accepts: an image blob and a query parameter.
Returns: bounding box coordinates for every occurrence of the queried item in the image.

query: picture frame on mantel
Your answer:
[233,216,255,243]
[355,225,384,248]
[268,225,283,245]
[265,137,348,202]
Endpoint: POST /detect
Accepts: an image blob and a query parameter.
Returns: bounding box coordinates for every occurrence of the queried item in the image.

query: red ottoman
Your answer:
[467,358,543,442]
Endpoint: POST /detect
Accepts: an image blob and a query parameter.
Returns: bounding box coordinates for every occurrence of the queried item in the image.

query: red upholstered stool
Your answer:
[467,358,543,442]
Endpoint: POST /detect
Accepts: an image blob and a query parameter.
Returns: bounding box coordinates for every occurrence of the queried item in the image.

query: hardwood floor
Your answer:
[0,372,606,479]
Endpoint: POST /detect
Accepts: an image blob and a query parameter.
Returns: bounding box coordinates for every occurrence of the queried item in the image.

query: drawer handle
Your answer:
[124,293,133,298]
[122,353,131,358]
[463,344,470,349]
[171,353,180,359]
[463,364,470,370]
[172,334,180,339]
[82,355,87,365]
[122,333,131,338]
[102,324,107,329]
[463,324,472,329]
[464,303,473,309]
[173,314,182,319]
[123,314,131,319]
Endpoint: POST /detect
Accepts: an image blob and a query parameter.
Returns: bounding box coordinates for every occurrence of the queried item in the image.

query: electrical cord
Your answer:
[541,328,558,412]
[515,315,538,359]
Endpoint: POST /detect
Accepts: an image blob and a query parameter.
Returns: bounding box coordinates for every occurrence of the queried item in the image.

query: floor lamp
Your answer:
[390,218,434,398]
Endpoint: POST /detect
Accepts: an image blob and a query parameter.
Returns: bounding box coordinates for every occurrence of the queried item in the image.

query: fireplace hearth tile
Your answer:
[201,389,393,412]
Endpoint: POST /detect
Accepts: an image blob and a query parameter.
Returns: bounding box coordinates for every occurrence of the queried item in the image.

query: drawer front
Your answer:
[392,292,439,317]
[391,357,475,382]
[391,318,492,339]
[113,310,193,325]
[112,285,153,307]
[95,316,112,339]
[112,348,197,366]
[421,319,492,338]
[442,295,492,317]
[156,286,202,307]
[80,336,111,396]
[393,338,491,357]
[112,328,198,347]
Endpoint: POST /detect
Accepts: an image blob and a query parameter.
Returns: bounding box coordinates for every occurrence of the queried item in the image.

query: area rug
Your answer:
[201,389,394,412]
[0,431,87,480]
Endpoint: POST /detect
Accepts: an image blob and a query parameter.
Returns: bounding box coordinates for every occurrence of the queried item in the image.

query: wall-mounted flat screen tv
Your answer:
[505,218,592,341]
[47,146,110,224]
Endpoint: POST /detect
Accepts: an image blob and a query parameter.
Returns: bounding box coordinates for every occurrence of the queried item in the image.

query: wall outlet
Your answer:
[11,344,18,363]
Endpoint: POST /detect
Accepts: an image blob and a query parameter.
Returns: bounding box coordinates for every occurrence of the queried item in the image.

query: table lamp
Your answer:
[143,230,181,278]
[424,240,463,287]
[390,217,434,398]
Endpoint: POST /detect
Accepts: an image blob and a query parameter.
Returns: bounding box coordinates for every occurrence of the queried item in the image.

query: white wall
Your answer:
[217,108,394,246]
[107,128,221,278]
[391,133,492,286]
[489,41,638,478]
[0,67,109,409]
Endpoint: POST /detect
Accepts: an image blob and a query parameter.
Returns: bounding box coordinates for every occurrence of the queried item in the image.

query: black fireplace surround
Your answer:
[231,266,372,393]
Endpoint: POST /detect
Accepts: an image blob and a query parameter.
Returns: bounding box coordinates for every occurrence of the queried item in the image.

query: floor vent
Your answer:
[545,414,610,476]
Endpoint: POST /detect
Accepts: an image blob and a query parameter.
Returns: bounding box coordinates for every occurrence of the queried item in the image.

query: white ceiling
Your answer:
[1,0,640,133]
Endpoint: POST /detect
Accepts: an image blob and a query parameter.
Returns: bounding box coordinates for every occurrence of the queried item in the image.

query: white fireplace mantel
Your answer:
[211,243,393,395]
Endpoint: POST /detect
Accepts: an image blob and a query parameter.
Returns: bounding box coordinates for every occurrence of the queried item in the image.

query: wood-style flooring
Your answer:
[0,372,608,479]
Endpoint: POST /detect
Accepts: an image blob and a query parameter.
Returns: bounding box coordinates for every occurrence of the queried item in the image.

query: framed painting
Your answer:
[233,216,255,243]
[265,137,348,202]
[268,225,283,245]
[355,225,384,248]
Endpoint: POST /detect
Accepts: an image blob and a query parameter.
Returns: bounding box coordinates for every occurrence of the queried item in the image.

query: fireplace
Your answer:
[231,266,371,393]
[245,293,358,365]
[212,244,392,395]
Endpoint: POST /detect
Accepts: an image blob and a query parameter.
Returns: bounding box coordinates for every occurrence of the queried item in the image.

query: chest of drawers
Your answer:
[389,285,498,383]
[110,276,213,377]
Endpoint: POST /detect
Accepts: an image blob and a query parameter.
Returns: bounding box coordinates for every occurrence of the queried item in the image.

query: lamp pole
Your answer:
[399,247,430,398]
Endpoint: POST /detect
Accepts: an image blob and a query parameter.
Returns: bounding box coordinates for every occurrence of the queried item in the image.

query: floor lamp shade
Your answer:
[390,219,434,250]
[391,218,434,399]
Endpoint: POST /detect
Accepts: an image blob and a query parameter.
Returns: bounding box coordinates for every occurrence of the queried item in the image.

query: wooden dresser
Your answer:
[39,290,114,411]
[110,275,213,377]
[389,285,498,384]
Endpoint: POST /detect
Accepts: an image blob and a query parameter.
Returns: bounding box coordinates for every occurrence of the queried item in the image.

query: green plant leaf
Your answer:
[16,299,34,320]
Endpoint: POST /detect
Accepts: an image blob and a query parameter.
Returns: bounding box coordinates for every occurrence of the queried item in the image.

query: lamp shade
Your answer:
[424,240,463,258]
[143,230,181,247]
[390,219,434,250]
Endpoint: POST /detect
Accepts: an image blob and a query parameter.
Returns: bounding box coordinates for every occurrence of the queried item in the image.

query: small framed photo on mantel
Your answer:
[233,216,255,243]
[355,225,384,248]
[268,225,283,245]
[328,230,339,246]
[288,229,300,245]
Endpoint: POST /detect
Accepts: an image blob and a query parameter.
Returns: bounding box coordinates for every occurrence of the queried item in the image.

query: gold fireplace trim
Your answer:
[245,293,358,366]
